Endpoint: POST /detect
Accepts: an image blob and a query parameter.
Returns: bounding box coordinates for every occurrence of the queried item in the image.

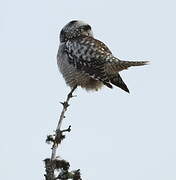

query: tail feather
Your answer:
[117,60,149,71]
[110,74,130,93]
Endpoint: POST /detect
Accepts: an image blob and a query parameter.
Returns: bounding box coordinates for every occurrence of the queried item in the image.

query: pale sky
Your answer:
[0,0,176,179]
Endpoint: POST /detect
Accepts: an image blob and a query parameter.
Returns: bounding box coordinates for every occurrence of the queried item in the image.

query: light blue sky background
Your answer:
[0,0,176,179]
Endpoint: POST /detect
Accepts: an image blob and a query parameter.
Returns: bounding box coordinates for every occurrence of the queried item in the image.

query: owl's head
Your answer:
[60,20,93,43]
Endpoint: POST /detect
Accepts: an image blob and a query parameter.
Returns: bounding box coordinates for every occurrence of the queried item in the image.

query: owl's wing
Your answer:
[65,36,113,85]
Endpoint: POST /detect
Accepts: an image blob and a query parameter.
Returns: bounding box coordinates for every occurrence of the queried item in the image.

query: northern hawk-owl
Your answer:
[57,20,148,93]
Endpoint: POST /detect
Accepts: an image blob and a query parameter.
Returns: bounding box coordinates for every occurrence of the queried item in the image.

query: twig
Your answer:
[51,85,77,160]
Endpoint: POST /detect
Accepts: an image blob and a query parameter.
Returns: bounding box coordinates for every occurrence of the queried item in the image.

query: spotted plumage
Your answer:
[57,20,148,93]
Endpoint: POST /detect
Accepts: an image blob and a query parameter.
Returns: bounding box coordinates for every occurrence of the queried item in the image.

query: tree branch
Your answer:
[51,85,77,160]
[44,86,82,180]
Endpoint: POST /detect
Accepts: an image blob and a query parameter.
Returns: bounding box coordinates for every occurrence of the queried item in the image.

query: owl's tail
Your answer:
[105,59,149,92]
[116,60,149,71]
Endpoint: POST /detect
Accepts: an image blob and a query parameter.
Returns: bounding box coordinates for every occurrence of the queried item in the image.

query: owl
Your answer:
[57,20,148,93]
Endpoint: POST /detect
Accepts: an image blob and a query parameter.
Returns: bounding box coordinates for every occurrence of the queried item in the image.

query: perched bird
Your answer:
[57,20,148,93]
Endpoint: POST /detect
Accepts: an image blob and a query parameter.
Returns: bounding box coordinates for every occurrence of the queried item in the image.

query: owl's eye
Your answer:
[83,25,91,31]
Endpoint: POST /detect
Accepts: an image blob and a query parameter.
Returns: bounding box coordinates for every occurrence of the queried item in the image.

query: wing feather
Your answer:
[65,36,112,82]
